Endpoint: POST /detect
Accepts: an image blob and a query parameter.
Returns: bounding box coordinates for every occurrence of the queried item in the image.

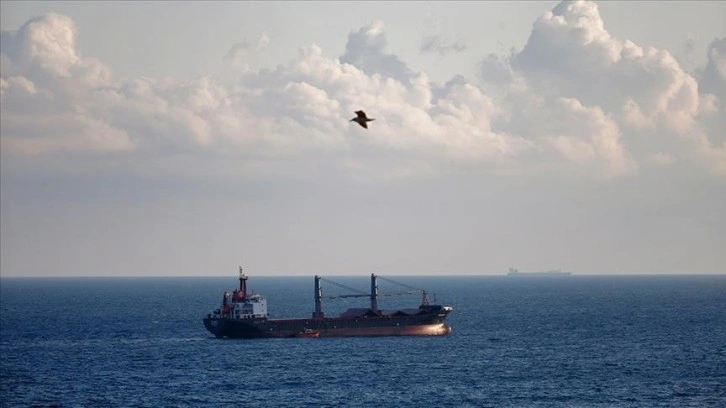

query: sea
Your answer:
[1,275,725,407]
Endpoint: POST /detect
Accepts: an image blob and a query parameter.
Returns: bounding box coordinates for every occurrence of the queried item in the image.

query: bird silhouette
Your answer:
[350,110,375,129]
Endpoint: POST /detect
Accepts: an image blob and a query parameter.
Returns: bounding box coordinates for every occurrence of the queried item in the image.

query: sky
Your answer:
[1,1,724,277]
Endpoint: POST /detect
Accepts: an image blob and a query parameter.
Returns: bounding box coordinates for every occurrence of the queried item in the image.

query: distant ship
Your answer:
[507,267,572,276]
[203,267,453,339]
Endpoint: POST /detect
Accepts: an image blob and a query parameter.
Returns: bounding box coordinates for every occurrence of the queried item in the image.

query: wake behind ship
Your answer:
[203,268,453,339]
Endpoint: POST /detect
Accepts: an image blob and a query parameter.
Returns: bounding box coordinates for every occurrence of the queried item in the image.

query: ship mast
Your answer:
[370,273,378,313]
[313,275,324,318]
[238,266,248,299]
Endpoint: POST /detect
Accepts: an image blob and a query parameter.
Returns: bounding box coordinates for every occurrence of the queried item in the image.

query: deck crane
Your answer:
[312,274,432,318]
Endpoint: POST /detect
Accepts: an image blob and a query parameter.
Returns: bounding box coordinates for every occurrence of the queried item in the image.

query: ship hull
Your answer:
[204,314,452,339]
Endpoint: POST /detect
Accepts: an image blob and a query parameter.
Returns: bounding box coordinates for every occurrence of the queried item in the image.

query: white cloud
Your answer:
[339,21,413,84]
[5,13,80,77]
[1,3,724,179]
[0,14,130,155]
[484,0,725,177]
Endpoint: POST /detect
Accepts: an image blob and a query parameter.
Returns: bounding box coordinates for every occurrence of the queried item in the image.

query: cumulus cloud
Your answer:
[0,13,79,77]
[485,0,725,176]
[0,12,516,180]
[1,2,724,179]
[0,13,131,155]
[512,0,696,117]
[339,21,413,84]
[420,35,467,56]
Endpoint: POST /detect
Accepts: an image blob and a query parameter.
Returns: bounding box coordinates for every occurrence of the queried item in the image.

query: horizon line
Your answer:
[2,272,725,279]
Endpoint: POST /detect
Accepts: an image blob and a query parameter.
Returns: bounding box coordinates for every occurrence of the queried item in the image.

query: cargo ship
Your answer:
[203,268,453,339]
[507,267,572,276]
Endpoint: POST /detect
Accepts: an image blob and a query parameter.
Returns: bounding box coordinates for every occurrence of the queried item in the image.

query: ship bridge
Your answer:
[231,294,268,319]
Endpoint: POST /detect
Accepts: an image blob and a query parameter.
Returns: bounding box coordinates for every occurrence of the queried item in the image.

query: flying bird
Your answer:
[350,110,375,129]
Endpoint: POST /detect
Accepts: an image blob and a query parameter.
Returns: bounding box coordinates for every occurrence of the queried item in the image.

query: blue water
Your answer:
[1,275,725,407]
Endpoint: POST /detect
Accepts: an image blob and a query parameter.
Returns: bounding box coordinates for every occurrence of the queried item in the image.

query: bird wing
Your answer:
[355,110,367,119]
